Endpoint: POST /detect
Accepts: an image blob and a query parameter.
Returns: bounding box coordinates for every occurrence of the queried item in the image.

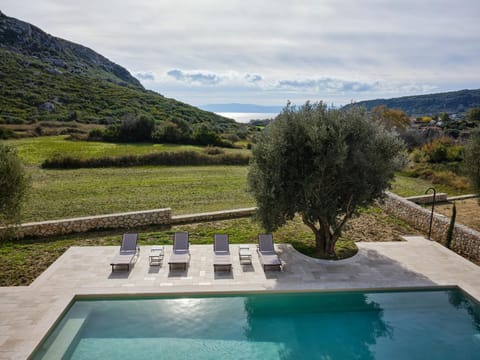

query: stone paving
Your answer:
[1,236,480,359]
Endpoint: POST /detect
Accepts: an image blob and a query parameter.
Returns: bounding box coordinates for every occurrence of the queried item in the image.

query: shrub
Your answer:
[41,151,250,169]
[445,202,456,249]
[0,144,29,226]
[88,128,104,140]
[464,128,480,195]
[103,115,155,142]
[417,137,463,163]
[0,127,16,139]
[204,146,225,155]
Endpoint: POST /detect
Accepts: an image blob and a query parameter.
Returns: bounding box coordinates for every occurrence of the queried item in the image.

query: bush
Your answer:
[88,128,104,140]
[464,128,480,195]
[445,202,456,249]
[103,115,155,142]
[0,127,16,139]
[41,151,250,169]
[0,144,29,226]
[204,146,225,155]
[417,137,464,163]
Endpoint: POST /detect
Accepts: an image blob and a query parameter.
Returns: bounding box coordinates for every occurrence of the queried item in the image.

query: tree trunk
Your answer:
[302,216,337,257]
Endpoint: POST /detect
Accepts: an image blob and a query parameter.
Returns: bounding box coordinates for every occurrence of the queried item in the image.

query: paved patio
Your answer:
[1,236,480,359]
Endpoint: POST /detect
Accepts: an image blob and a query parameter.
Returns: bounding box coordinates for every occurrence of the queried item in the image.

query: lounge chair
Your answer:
[213,234,232,272]
[110,233,140,272]
[168,232,190,270]
[257,234,282,271]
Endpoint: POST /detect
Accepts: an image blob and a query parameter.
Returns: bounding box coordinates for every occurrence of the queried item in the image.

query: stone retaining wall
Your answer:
[380,192,480,263]
[171,208,257,225]
[405,193,447,204]
[1,209,172,239]
[0,208,258,239]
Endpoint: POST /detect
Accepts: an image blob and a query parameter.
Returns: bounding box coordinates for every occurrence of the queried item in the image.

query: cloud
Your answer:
[276,78,379,93]
[135,72,155,81]
[167,69,221,85]
[245,74,263,83]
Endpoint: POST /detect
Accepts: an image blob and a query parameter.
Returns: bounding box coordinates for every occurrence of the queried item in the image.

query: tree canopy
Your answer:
[464,128,480,196]
[0,144,29,227]
[248,102,404,256]
[371,105,410,132]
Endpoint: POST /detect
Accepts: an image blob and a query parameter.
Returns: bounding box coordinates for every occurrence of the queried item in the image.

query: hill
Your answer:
[0,11,235,129]
[347,89,480,116]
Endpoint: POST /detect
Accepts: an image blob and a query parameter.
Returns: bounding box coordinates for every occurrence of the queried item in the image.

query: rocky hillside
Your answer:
[347,89,480,116]
[0,11,234,129]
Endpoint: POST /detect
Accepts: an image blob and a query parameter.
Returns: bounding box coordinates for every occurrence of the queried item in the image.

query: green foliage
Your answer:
[41,151,250,169]
[192,124,223,146]
[414,137,464,163]
[406,137,470,192]
[248,102,405,255]
[102,115,155,142]
[464,128,480,195]
[347,89,480,116]
[0,127,16,139]
[153,119,192,143]
[371,105,410,131]
[466,107,480,122]
[0,49,240,135]
[0,144,29,226]
[445,202,456,249]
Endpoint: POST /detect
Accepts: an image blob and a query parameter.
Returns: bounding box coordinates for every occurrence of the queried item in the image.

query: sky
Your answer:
[2,0,480,108]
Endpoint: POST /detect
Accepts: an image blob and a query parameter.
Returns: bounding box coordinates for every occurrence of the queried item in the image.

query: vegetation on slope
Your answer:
[0,11,238,135]
[346,89,480,116]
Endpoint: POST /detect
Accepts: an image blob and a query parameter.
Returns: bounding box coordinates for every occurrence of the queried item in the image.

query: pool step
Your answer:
[70,337,288,359]
[35,305,90,359]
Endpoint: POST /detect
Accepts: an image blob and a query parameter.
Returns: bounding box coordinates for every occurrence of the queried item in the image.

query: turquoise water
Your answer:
[33,288,480,359]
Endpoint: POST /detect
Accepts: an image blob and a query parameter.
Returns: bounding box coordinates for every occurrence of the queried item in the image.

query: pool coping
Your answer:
[1,236,479,359]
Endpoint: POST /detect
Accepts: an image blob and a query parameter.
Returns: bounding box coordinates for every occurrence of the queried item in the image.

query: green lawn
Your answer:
[5,136,247,166]
[391,173,472,197]
[24,165,254,222]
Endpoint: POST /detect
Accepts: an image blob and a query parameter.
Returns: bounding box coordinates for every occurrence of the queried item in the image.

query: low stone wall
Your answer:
[380,192,480,263]
[171,208,257,224]
[0,207,258,239]
[1,209,172,239]
[405,193,447,204]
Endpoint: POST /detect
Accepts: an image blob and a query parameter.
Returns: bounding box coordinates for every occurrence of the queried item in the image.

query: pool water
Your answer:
[33,288,480,359]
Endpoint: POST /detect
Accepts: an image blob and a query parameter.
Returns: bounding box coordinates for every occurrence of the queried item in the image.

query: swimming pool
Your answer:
[33,288,480,359]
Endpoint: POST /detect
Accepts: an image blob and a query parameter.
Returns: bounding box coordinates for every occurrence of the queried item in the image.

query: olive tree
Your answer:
[248,102,404,256]
[464,128,480,196]
[0,144,29,226]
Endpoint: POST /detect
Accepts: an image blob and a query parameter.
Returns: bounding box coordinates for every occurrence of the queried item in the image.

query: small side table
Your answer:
[149,246,164,266]
[239,245,252,265]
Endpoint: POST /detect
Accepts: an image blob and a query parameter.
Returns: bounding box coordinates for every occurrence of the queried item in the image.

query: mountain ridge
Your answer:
[347,89,480,116]
[0,10,142,88]
[0,11,235,129]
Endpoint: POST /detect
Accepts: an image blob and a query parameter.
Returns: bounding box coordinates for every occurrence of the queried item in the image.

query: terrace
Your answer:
[1,236,480,358]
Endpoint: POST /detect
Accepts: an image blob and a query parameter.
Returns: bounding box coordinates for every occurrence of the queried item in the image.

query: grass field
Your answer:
[24,165,253,222]
[391,173,472,197]
[3,136,469,222]
[4,136,247,166]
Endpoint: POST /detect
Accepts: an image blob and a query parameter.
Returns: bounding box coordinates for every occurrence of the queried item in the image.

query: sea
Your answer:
[217,112,279,124]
